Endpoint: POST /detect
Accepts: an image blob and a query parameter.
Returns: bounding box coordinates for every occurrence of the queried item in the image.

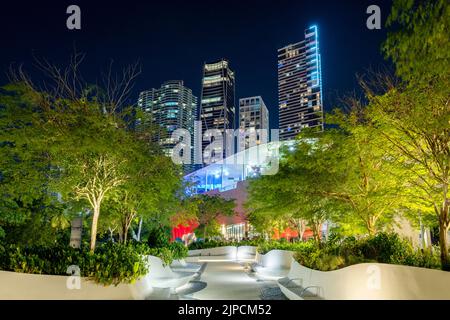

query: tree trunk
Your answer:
[123,223,129,245]
[90,204,100,252]
[137,218,143,241]
[311,223,322,247]
[366,217,377,236]
[123,230,128,244]
[439,219,449,270]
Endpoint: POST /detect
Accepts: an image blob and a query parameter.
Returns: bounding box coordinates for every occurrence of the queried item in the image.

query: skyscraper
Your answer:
[238,96,269,150]
[137,80,197,172]
[199,59,236,164]
[278,25,323,141]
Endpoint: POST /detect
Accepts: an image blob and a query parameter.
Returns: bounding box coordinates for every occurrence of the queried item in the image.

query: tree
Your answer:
[323,104,408,235]
[72,155,125,250]
[100,153,181,245]
[369,0,450,269]
[0,84,73,243]
[246,136,341,245]
[0,53,179,253]
[194,194,234,240]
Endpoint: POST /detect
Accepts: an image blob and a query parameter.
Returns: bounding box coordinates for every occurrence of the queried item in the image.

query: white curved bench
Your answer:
[277,259,322,300]
[144,256,196,294]
[253,250,293,279]
[170,259,202,273]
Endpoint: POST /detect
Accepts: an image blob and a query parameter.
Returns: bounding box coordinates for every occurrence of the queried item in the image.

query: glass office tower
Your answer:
[199,59,236,164]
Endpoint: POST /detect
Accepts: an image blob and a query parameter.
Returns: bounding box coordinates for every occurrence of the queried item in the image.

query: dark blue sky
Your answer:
[0,0,392,129]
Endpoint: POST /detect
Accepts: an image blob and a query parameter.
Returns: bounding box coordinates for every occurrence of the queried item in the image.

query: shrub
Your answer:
[256,241,316,255]
[187,238,271,251]
[293,232,443,271]
[147,227,170,247]
[146,247,173,265]
[0,242,149,286]
[167,241,188,261]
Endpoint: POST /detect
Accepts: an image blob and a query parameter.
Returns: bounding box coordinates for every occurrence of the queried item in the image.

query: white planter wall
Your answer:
[237,246,257,260]
[283,259,450,300]
[0,270,133,300]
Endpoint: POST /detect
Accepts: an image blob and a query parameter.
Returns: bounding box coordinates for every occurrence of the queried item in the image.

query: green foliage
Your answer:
[293,233,442,271]
[379,0,450,269]
[256,241,316,255]
[295,250,346,271]
[145,246,174,266]
[147,227,171,248]
[0,82,181,250]
[188,239,263,250]
[193,194,235,239]
[0,239,188,285]
[144,228,188,264]
[167,241,189,261]
[0,242,149,286]
[383,0,449,82]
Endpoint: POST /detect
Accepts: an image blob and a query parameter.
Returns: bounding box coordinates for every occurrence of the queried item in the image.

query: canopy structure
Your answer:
[184,141,293,194]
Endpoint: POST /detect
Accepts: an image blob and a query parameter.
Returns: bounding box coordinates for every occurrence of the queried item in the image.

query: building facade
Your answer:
[199,59,236,164]
[278,25,323,141]
[137,80,197,172]
[238,96,270,150]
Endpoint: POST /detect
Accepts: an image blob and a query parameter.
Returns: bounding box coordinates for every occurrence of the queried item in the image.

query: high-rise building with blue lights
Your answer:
[278,25,323,140]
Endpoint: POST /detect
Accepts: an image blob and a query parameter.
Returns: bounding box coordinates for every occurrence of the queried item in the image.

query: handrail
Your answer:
[300,285,321,297]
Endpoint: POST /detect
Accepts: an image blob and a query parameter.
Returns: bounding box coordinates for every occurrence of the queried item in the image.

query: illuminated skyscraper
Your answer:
[138,80,197,172]
[238,96,269,150]
[199,59,236,163]
[278,25,323,140]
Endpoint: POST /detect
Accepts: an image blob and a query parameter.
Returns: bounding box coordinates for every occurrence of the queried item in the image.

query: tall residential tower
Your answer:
[278,25,323,141]
[137,80,197,172]
[199,59,236,164]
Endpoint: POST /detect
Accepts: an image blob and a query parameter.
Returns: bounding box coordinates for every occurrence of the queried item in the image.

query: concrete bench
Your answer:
[170,259,202,273]
[278,259,450,300]
[252,250,293,279]
[137,256,196,295]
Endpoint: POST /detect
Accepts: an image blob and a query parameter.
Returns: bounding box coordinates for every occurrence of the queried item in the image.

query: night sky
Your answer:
[0,0,393,129]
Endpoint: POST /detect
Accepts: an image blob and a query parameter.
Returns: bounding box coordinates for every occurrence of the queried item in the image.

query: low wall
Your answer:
[236,246,257,259]
[187,246,238,259]
[284,259,450,300]
[0,270,133,300]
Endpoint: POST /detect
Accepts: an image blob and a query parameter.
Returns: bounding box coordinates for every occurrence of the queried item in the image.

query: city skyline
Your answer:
[0,0,392,132]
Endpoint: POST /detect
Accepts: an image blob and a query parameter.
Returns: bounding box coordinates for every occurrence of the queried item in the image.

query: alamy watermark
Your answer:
[170,123,280,175]
[66,265,81,290]
[66,5,81,30]
[366,5,381,30]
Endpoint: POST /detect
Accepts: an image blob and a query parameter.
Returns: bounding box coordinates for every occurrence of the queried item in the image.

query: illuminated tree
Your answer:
[370,0,450,269]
